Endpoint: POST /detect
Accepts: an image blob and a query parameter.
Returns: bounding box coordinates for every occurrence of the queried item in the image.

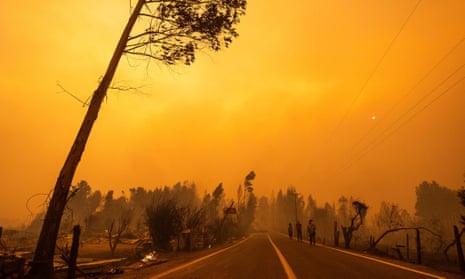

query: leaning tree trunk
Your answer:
[27,1,145,278]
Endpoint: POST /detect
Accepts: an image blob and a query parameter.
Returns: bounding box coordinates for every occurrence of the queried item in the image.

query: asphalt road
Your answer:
[150,232,447,279]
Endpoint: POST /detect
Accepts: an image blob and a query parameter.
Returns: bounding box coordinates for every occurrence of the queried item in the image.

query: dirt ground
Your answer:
[77,242,138,260]
[113,241,239,279]
[52,240,238,278]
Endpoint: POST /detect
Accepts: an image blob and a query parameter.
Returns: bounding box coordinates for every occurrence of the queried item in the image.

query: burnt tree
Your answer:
[341,201,367,248]
[27,0,247,277]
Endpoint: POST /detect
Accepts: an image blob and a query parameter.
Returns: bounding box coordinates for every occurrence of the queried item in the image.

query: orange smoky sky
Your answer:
[1,0,465,226]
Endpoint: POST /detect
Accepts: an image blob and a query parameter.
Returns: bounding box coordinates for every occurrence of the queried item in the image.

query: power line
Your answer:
[344,36,465,157]
[338,67,465,172]
[330,0,423,138]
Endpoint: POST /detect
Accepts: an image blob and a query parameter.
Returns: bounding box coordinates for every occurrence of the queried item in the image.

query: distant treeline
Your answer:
[25,179,464,254]
[27,180,257,250]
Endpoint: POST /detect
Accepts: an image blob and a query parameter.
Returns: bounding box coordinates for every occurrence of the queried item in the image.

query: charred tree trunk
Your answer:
[341,226,353,248]
[340,206,365,249]
[108,220,116,257]
[26,1,145,278]
[454,225,465,273]
[334,221,339,247]
[67,225,80,279]
[215,202,234,244]
[445,226,465,262]
[108,219,127,257]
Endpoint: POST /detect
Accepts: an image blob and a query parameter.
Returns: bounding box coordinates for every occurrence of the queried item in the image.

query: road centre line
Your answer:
[150,237,249,279]
[267,233,298,279]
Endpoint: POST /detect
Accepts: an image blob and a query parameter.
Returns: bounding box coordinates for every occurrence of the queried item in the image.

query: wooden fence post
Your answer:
[416,229,421,264]
[0,226,6,250]
[406,232,409,262]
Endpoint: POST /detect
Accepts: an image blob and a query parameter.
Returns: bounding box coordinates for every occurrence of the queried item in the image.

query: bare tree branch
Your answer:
[26,191,53,218]
[123,51,166,62]
[127,28,187,43]
[56,82,89,107]
[138,13,179,24]
[444,227,465,261]
[369,226,441,250]
[109,83,150,96]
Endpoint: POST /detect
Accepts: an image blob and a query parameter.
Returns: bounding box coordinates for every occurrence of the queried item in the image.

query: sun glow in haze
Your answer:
[1,0,465,226]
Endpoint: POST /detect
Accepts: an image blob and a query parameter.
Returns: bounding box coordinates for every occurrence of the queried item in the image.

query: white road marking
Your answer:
[152,232,445,279]
[323,245,446,279]
[267,233,298,279]
[150,237,249,279]
[278,232,445,279]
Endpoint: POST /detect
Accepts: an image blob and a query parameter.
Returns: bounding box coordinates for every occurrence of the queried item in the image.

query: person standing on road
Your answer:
[288,223,293,239]
[296,221,303,242]
[307,219,316,245]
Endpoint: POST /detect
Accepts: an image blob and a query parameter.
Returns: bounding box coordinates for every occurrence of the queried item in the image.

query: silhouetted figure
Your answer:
[307,219,316,245]
[296,221,303,242]
[288,223,293,239]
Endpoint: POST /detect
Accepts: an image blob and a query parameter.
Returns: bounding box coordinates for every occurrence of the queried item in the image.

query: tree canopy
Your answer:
[415,180,461,220]
[125,0,247,65]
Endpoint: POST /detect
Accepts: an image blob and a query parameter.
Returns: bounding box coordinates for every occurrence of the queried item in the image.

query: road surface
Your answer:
[150,232,448,279]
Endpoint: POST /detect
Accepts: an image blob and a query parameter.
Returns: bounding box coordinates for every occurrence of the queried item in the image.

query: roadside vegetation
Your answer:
[2,173,465,277]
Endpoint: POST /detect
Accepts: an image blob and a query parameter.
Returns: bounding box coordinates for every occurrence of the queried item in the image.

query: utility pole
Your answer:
[293,190,298,223]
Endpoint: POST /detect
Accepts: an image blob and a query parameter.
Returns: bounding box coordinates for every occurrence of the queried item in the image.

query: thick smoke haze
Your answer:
[1,1,465,227]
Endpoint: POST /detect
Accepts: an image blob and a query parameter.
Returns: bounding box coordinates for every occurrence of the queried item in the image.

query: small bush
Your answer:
[146,199,183,251]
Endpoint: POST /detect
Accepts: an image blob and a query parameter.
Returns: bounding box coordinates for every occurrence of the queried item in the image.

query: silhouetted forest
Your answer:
[26,178,257,252]
[9,175,462,273]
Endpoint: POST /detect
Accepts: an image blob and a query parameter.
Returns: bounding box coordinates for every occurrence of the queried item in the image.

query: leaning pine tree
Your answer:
[27,1,246,277]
